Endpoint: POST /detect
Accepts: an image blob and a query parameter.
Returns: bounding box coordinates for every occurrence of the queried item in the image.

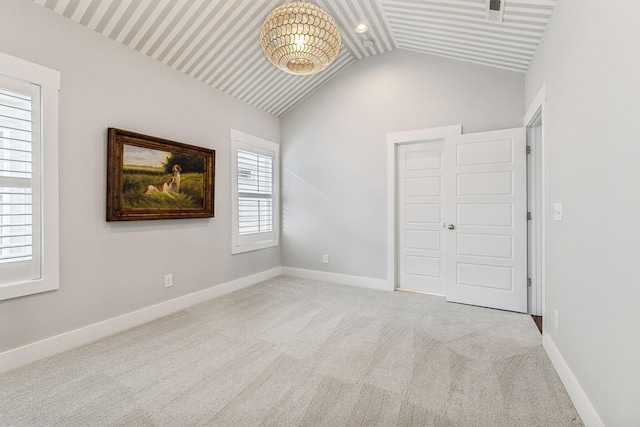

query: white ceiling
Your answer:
[33,0,556,116]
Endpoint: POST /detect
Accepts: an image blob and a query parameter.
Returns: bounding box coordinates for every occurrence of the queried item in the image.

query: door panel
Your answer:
[456,138,513,165]
[406,177,441,196]
[456,233,513,258]
[457,171,512,195]
[397,141,445,295]
[406,204,440,223]
[457,204,512,226]
[444,128,527,313]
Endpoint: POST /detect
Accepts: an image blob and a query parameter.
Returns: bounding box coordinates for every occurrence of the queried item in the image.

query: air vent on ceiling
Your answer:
[486,0,505,23]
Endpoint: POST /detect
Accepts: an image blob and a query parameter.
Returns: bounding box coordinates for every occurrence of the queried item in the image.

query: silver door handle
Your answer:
[447,224,455,230]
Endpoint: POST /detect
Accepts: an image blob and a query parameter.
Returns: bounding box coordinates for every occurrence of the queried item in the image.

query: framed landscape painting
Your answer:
[106,128,215,221]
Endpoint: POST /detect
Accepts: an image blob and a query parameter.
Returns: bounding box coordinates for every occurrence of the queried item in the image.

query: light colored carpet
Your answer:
[0,275,582,426]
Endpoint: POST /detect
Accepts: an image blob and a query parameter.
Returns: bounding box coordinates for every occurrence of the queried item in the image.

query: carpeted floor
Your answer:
[0,276,582,426]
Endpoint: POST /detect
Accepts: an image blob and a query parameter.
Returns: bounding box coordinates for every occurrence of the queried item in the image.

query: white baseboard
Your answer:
[281,267,392,291]
[543,334,604,427]
[0,267,282,374]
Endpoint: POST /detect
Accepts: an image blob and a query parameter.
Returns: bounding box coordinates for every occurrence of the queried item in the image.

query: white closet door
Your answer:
[444,128,527,313]
[397,141,446,295]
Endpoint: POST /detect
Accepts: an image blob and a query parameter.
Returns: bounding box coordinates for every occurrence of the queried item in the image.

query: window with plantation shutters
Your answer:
[0,85,38,270]
[0,52,59,301]
[231,130,279,254]
[238,149,273,235]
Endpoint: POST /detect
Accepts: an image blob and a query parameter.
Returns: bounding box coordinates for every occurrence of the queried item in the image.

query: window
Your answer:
[0,52,59,301]
[231,129,279,254]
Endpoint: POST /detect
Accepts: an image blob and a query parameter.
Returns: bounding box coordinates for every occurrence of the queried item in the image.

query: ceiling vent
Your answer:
[486,0,505,23]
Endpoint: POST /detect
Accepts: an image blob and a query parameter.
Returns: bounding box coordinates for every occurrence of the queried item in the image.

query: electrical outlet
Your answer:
[164,274,173,288]
[322,254,329,264]
[554,310,559,331]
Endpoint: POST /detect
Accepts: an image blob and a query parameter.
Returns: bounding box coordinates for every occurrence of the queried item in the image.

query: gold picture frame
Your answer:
[106,128,215,221]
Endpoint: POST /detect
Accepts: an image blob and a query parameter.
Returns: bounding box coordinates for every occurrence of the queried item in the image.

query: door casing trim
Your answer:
[524,84,547,318]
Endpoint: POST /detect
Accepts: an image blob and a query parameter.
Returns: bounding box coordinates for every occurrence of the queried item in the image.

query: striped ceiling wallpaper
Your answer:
[32,0,556,116]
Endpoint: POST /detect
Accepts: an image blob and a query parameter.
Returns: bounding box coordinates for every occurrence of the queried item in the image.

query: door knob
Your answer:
[447,224,455,230]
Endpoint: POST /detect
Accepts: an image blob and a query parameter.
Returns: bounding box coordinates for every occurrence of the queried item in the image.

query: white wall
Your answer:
[0,0,280,354]
[281,49,524,279]
[525,1,640,425]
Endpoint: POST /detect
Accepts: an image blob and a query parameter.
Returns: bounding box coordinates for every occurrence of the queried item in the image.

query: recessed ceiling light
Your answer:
[355,23,368,33]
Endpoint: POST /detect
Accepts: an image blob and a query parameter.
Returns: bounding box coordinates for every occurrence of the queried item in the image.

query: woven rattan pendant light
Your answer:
[259,2,341,75]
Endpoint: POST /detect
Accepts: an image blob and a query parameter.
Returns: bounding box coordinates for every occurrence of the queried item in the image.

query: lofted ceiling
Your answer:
[33,0,556,117]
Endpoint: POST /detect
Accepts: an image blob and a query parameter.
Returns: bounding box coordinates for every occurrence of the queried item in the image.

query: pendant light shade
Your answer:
[260,2,341,75]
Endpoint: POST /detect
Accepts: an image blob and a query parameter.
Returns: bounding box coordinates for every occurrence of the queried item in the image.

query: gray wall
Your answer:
[0,0,280,353]
[526,0,640,424]
[281,49,524,279]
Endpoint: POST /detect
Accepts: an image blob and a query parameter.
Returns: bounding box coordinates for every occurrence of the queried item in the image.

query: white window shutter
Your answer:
[0,79,41,285]
[237,149,274,235]
[230,130,279,254]
[0,51,59,301]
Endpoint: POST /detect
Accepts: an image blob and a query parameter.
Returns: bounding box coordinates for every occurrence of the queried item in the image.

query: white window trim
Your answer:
[230,129,279,254]
[0,52,60,301]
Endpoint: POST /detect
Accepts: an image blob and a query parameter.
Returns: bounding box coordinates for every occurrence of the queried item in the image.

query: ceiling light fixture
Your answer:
[355,23,368,33]
[260,2,341,75]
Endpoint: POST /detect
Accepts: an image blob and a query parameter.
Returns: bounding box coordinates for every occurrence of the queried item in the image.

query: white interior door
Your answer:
[397,141,446,295]
[444,128,527,313]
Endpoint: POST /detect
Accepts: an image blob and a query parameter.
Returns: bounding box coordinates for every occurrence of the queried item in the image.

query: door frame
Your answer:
[386,124,462,291]
[386,102,546,316]
[524,84,547,318]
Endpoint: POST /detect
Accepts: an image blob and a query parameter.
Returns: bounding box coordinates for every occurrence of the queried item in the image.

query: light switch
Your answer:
[553,203,563,221]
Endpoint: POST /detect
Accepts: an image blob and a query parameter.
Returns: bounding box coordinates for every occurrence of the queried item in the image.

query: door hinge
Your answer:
[527,212,532,221]
[527,278,532,287]
[526,145,531,155]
